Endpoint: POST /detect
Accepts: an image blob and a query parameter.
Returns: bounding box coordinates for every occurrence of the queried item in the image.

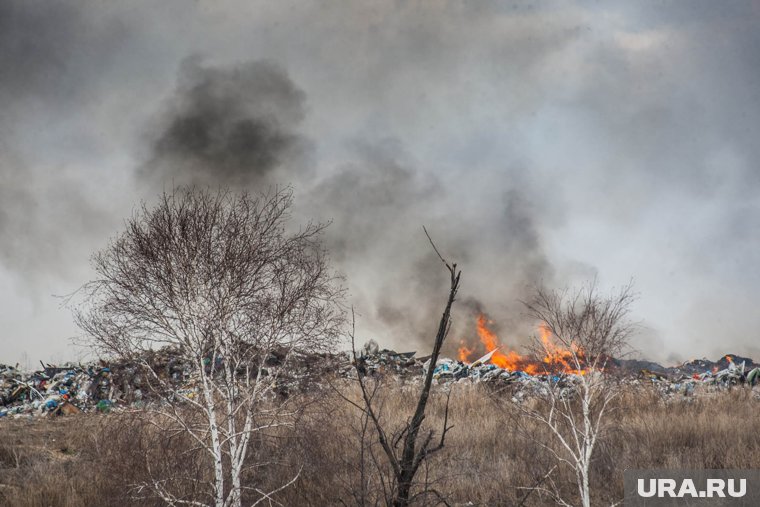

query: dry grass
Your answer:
[0,416,108,506]
[2,382,760,506]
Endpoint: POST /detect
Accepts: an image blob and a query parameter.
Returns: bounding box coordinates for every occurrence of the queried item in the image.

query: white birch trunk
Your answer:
[201,361,225,507]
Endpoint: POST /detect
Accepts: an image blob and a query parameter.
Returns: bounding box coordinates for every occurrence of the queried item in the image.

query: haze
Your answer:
[1,0,759,366]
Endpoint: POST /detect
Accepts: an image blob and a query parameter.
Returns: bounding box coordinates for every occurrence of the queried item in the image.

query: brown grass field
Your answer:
[1,382,759,506]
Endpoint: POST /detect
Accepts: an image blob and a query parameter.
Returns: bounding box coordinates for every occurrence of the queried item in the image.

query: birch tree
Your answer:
[518,282,635,507]
[75,186,345,507]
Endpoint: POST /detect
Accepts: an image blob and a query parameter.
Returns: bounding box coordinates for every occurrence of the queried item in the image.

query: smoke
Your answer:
[0,1,84,103]
[302,140,447,348]
[0,0,80,275]
[135,56,563,354]
[140,57,309,188]
[0,0,123,284]
[302,140,557,354]
[3,0,760,365]
[136,58,562,355]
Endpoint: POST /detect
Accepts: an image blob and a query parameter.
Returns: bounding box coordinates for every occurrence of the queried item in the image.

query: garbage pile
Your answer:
[350,345,588,394]
[668,354,759,377]
[634,356,760,397]
[1,362,122,418]
[689,358,760,384]
[4,345,760,419]
[350,345,760,400]
[0,348,202,419]
[430,358,539,384]
[0,347,351,419]
[342,339,424,378]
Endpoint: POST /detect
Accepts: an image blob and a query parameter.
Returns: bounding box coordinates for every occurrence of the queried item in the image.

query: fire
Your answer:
[458,314,588,375]
[457,341,474,362]
[473,315,536,373]
[537,324,585,374]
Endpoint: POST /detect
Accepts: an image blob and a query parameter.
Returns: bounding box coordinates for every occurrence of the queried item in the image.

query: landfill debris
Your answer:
[471,349,499,368]
[0,347,346,419]
[3,346,760,419]
[351,345,760,402]
[0,359,148,419]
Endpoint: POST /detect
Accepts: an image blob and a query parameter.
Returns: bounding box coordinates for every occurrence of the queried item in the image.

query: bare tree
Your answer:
[343,228,459,507]
[74,187,345,507]
[518,282,635,507]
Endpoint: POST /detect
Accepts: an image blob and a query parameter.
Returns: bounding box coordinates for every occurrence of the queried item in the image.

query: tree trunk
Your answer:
[392,262,459,507]
[394,480,412,507]
[201,365,225,507]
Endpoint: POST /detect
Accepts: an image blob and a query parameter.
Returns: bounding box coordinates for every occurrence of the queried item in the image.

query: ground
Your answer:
[1,382,759,506]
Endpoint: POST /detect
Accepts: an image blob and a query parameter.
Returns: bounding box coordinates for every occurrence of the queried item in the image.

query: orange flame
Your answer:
[458,314,588,375]
[474,315,536,372]
[457,341,474,362]
[537,324,586,374]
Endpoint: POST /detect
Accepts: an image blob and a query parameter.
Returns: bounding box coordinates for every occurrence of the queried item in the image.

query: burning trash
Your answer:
[457,314,590,376]
[4,321,760,420]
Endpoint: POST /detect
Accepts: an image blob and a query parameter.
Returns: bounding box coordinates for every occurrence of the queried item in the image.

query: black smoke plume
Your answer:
[141,57,309,188]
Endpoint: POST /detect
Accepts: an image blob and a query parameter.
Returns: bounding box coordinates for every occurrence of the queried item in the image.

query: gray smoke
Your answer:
[0,1,86,102]
[136,58,560,353]
[141,57,309,188]
[0,0,123,283]
[303,140,556,354]
[303,140,449,349]
[3,0,760,365]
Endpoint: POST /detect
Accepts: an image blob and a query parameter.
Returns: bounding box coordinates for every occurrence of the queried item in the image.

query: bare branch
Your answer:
[347,228,461,507]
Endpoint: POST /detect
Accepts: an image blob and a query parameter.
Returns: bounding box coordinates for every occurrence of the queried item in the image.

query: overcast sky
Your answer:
[2,0,759,366]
